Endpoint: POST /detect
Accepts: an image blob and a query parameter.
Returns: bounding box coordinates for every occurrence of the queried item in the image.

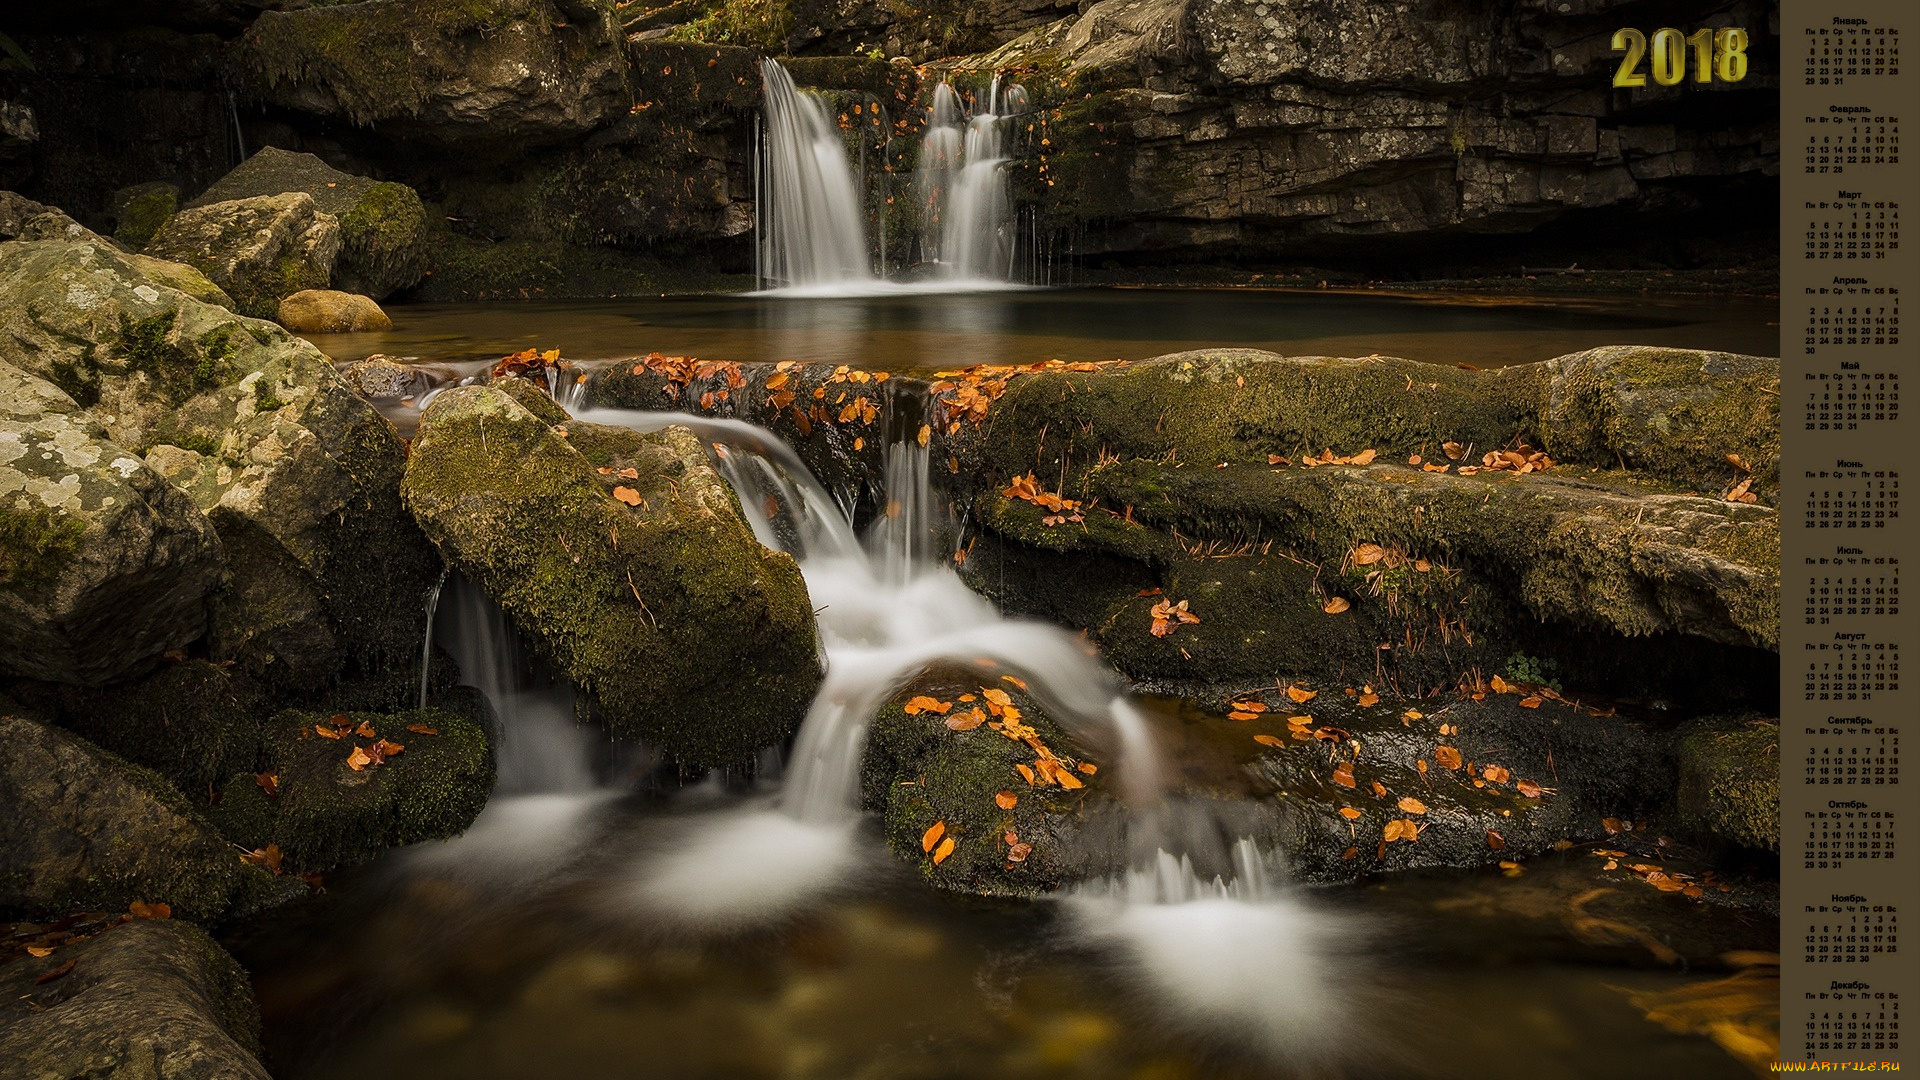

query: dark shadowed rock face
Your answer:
[0,714,294,923]
[233,0,632,147]
[0,918,270,1080]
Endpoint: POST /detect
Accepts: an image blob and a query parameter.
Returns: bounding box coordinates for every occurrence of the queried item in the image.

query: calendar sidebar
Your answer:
[1783,0,1913,1064]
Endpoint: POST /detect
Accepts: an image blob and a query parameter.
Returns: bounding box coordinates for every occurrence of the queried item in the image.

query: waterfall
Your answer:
[756,62,1032,293]
[417,568,447,710]
[923,77,1026,282]
[757,60,876,292]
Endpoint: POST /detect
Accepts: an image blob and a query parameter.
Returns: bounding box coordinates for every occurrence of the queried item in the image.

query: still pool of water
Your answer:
[301,287,1778,370]
[230,792,1769,1080]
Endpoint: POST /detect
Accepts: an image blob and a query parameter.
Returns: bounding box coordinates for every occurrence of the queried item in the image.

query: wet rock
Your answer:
[862,675,1105,897]
[208,707,493,873]
[0,228,440,700]
[1241,689,1673,882]
[1531,345,1781,497]
[0,713,293,922]
[0,361,222,685]
[143,192,340,319]
[108,181,179,249]
[339,355,440,401]
[1671,713,1779,852]
[277,288,393,333]
[188,148,430,300]
[402,384,821,766]
[0,919,270,1080]
[234,0,631,148]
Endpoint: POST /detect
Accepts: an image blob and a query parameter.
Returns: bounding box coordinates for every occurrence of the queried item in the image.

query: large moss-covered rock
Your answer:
[0,713,294,922]
[0,229,440,699]
[1530,346,1781,497]
[234,0,631,147]
[189,148,429,300]
[0,361,222,685]
[0,919,270,1080]
[208,707,493,873]
[109,181,180,249]
[1671,713,1779,852]
[143,192,340,319]
[402,383,821,766]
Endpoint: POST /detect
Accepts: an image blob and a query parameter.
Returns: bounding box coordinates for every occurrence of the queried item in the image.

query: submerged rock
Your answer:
[209,707,493,873]
[0,919,270,1080]
[144,192,341,319]
[0,713,293,922]
[0,227,439,699]
[189,148,429,300]
[0,361,222,685]
[1671,713,1780,852]
[402,383,821,766]
[277,288,393,333]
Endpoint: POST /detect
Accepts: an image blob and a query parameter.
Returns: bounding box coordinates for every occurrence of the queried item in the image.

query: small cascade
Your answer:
[758,60,877,292]
[418,567,447,710]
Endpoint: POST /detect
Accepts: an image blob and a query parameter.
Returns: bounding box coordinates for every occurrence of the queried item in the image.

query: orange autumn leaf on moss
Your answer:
[995,791,1018,810]
[1383,819,1422,843]
[921,821,946,853]
[612,486,643,507]
[1007,842,1032,863]
[346,746,374,771]
[1338,807,1363,820]
[254,772,278,797]
[1322,596,1351,615]
[406,723,438,735]
[129,900,171,920]
[932,836,957,865]
[240,844,283,874]
[1149,598,1200,637]
[1015,763,1037,785]
[945,707,987,731]
[904,695,953,715]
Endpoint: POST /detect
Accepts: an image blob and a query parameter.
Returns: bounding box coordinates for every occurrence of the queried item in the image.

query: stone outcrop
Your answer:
[232,0,632,147]
[0,227,439,699]
[1672,713,1780,851]
[0,918,271,1080]
[402,382,822,766]
[0,713,293,922]
[189,148,429,300]
[143,192,340,318]
[0,362,223,685]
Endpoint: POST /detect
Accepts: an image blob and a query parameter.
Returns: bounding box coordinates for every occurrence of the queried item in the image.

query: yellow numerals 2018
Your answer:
[1611,28,1749,86]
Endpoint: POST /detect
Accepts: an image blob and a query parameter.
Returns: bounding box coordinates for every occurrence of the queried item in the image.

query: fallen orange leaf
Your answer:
[1322,597,1351,614]
[932,836,956,865]
[347,746,374,771]
[921,821,946,853]
[612,486,642,506]
[1396,796,1428,815]
[129,900,171,920]
[1435,746,1464,770]
[1286,685,1317,704]
[1007,842,1032,863]
[1253,734,1286,748]
[995,791,1018,810]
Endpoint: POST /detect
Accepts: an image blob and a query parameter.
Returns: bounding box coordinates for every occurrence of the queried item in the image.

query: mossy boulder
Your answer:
[109,181,179,249]
[207,707,493,873]
[0,713,297,923]
[401,383,822,766]
[1671,713,1779,851]
[861,674,1105,897]
[189,149,429,300]
[277,288,393,333]
[0,919,270,1080]
[143,192,340,319]
[1530,346,1780,498]
[0,190,53,239]
[0,361,223,685]
[0,229,441,700]
[234,0,631,147]
[1237,687,1672,883]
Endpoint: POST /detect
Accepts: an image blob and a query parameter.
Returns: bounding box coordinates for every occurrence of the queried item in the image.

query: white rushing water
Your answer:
[757,62,1032,294]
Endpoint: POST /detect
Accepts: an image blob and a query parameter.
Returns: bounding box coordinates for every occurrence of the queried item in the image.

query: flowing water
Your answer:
[758,60,875,291]
[232,389,1769,1080]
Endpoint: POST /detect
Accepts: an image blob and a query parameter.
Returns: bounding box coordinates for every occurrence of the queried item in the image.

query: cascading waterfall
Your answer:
[756,62,1033,291]
[922,77,1027,282]
[758,59,876,292]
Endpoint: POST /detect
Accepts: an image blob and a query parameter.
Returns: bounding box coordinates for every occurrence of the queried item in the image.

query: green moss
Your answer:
[664,0,792,52]
[1671,713,1779,851]
[338,181,429,296]
[114,309,232,404]
[114,189,178,249]
[402,387,820,767]
[32,661,266,794]
[0,503,86,594]
[208,707,493,872]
